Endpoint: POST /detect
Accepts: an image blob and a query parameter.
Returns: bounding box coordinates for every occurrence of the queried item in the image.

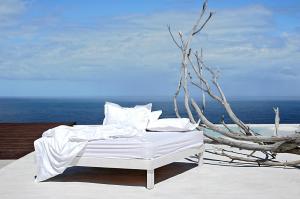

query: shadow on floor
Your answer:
[201,152,300,169]
[204,157,300,169]
[48,161,198,187]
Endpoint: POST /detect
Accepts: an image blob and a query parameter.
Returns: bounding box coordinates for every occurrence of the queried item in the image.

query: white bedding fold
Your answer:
[34,125,144,182]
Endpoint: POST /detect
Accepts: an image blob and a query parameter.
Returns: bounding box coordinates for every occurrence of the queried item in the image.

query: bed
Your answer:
[70,129,204,189]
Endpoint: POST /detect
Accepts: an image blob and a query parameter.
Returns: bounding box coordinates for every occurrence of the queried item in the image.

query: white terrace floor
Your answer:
[0,147,299,199]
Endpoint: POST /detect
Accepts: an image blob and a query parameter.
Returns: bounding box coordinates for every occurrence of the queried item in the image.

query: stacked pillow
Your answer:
[148,110,162,123]
[103,102,199,132]
[103,102,154,131]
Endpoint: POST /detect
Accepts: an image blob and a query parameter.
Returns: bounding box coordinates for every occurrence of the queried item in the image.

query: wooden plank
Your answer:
[0,122,76,159]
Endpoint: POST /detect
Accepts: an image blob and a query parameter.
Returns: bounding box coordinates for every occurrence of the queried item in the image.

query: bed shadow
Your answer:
[48,161,198,187]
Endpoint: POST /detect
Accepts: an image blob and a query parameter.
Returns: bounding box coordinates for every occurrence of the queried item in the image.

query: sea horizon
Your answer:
[1,96,300,125]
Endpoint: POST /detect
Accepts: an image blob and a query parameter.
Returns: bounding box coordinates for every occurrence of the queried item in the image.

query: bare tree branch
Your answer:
[167,25,182,50]
[168,0,300,167]
[193,12,214,36]
[195,54,256,136]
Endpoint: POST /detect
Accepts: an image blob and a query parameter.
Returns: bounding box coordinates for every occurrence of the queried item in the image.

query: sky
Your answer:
[0,0,299,99]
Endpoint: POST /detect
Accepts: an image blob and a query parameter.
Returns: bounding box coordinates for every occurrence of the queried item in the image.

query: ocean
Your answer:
[0,97,300,125]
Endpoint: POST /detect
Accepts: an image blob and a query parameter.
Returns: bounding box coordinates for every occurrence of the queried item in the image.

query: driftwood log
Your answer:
[168,0,300,167]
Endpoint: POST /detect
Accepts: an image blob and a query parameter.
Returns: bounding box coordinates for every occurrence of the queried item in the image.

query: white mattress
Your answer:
[78,130,203,160]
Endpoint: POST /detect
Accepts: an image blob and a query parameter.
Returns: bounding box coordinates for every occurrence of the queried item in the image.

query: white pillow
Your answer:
[147,118,199,132]
[149,110,162,123]
[103,102,152,130]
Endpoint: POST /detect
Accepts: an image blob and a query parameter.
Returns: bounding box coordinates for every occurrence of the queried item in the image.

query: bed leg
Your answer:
[146,169,154,190]
[198,151,204,166]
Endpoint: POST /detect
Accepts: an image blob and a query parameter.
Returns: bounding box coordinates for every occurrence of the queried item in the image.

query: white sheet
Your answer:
[79,130,203,159]
[147,118,199,132]
[34,125,145,182]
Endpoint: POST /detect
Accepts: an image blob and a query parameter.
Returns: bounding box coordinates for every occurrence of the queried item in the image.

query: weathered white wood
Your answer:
[151,146,203,169]
[72,145,204,170]
[168,0,300,166]
[273,107,280,136]
[198,151,204,166]
[70,145,204,189]
[71,156,152,170]
[147,170,154,190]
[170,0,213,122]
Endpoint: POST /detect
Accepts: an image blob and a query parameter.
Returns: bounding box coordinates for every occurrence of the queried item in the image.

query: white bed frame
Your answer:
[70,145,204,189]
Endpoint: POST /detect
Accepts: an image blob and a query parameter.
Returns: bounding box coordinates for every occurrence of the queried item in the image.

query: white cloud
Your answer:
[0,0,25,16]
[0,0,27,27]
[0,2,299,95]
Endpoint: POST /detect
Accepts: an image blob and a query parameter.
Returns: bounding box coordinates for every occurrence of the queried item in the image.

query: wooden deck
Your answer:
[0,123,75,159]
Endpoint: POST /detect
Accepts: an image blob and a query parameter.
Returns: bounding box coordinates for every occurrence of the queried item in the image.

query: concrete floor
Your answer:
[0,160,14,169]
[0,149,299,199]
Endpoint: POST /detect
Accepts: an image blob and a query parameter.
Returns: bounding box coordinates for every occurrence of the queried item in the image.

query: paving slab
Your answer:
[0,150,299,199]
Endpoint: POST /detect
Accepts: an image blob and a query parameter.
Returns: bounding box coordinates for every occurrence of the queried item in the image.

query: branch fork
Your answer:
[168,0,300,167]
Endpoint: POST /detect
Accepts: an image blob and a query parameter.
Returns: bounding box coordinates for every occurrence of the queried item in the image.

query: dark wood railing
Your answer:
[0,122,76,159]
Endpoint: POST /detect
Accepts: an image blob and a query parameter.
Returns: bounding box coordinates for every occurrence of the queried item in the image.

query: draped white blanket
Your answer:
[34,125,144,182]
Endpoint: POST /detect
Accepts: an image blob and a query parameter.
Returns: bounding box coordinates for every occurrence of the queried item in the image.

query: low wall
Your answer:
[0,122,75,159]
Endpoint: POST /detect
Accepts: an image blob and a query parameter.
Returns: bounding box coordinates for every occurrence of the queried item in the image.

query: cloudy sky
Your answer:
[0,0,299,98]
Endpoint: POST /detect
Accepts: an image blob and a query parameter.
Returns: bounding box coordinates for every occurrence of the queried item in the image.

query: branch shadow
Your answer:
[48,161,198,187]
[195,155,300,169]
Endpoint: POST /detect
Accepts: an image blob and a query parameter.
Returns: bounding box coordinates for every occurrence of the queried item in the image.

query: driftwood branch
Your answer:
[167,25,182,50]
[207,149,300,167]
[169,0,300,167]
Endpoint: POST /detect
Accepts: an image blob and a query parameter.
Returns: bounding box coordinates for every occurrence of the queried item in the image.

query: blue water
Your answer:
[0,97,300,124]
